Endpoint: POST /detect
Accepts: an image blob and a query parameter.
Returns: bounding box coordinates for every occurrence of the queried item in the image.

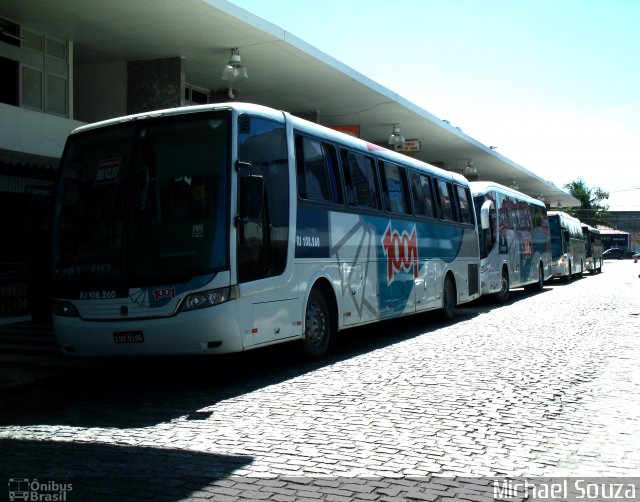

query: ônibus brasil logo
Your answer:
[381,223,418,285]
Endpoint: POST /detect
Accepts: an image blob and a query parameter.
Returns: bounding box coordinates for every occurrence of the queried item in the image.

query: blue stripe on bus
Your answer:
[296,205,466,315]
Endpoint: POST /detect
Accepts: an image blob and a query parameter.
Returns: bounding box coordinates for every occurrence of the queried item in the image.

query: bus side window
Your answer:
[380,161,409,214]
[341,149,380,210]
[456,185,474,224]
[296,135,342,204]
[436,179,455,221]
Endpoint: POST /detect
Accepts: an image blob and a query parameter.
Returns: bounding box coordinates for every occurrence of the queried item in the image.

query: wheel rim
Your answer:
[306,302,327,348]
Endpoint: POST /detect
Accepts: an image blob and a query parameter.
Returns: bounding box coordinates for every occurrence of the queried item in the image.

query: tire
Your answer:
[563,260,572,283]
[495,267,510,302]
[534,263,545,291]
[300,288,333,359]
[441,275,456,321]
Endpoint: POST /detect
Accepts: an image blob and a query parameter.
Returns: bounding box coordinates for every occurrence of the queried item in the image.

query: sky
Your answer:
[229,0,639,210]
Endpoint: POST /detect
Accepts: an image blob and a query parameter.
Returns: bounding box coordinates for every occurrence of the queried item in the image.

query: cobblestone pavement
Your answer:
[1,261,639,500]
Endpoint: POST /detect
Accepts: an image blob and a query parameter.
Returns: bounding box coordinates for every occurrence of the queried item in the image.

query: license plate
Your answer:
[113,331,144,344]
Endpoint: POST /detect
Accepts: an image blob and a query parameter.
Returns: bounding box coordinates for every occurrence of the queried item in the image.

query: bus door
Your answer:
[234,115,299,349]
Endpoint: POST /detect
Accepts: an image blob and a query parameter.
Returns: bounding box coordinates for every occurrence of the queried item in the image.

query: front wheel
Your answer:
[495,268,510,302]
[300,289,333,359]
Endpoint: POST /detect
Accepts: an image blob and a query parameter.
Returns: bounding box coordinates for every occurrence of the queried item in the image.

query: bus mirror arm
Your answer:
[480,200,493,230]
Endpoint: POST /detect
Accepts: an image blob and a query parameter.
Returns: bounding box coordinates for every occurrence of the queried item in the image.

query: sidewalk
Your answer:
[0,320,96,393]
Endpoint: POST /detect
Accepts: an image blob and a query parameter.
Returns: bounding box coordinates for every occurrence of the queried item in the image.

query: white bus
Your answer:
[471,182,552,301]
[582,224,603,274]
[50,103,481,358]
[548,211,586,281]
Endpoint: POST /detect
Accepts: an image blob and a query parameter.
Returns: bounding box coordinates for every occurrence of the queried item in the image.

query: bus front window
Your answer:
[52,112,230,289]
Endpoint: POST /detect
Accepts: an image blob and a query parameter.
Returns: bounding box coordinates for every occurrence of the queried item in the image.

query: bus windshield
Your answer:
[52,112,230,289]
[548,215,563,259]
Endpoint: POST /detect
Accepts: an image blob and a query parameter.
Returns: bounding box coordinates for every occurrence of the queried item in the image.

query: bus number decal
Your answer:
[296,235,321,248]
[382,223,418,285]
[95,157,122,185]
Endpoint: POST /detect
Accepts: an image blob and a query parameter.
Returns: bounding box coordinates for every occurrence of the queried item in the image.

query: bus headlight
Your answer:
[180,285,239,312]
[51,300,80,318]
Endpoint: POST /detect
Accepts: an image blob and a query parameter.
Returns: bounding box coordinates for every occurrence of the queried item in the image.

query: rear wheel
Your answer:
[564,260,572,283]
[535,263,545,291]
[300,289,333,359]
[495,267,510,302]
[441,275,456,321]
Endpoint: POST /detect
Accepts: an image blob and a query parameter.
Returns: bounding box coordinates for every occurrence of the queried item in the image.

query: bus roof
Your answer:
[288,113,469,185]
[68,102,470,187]
[548,210,582,225]
[470,181,546,208]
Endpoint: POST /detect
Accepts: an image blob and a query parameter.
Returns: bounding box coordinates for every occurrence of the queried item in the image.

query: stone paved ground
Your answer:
[1,260,639,500]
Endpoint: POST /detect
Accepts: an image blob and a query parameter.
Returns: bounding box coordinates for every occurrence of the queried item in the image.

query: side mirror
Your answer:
[480,200,493,230]
[239,175,265,221]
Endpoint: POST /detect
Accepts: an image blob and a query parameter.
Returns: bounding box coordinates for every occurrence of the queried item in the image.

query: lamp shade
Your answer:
[388,124,405,146]
[221,48,248,82]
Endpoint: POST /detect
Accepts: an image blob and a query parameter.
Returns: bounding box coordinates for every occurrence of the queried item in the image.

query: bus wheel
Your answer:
[564,261,572,283]
[301,289,332,359]
[495,268,510,302]
[441,275,456,321]
[534,263,545,291]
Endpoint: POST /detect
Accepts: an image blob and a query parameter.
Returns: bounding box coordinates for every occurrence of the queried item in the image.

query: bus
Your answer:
[547,211,586,281]
[582,224,603,274]
[50,103,481,358]
[471,182,552,302]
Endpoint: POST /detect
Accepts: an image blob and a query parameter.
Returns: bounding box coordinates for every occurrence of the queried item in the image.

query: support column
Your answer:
[127,57,185,114]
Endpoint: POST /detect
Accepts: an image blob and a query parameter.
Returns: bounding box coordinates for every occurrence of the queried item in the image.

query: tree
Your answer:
[563,178,609,227]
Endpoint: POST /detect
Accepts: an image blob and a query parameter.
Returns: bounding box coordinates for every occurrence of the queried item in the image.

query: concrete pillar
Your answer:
[127,57,185,114]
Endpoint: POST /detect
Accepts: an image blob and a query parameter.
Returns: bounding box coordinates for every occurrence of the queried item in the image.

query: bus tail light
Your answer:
[180,285,239,312]
[51,300,80,318]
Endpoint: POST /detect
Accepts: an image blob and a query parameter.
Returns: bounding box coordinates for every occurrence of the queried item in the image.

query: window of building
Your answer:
[21,66,43,110]
[0,21,70,117]
[46,73,66,115]
[46,37,66,60]
[184,85,209,105]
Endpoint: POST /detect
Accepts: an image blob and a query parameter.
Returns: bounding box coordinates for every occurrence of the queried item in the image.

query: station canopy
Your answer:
[1,0,579,207]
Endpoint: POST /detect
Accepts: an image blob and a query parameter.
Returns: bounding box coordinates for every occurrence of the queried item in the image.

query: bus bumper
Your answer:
[53,301,243,357]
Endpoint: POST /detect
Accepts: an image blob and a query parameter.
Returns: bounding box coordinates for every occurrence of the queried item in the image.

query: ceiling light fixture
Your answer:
[464,160,478,176]
[221,48,248,100]
[221,48,248,83]
[388,123,405,148]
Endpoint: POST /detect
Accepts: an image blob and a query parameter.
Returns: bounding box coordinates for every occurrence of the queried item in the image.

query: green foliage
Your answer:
[563,178,609,226]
